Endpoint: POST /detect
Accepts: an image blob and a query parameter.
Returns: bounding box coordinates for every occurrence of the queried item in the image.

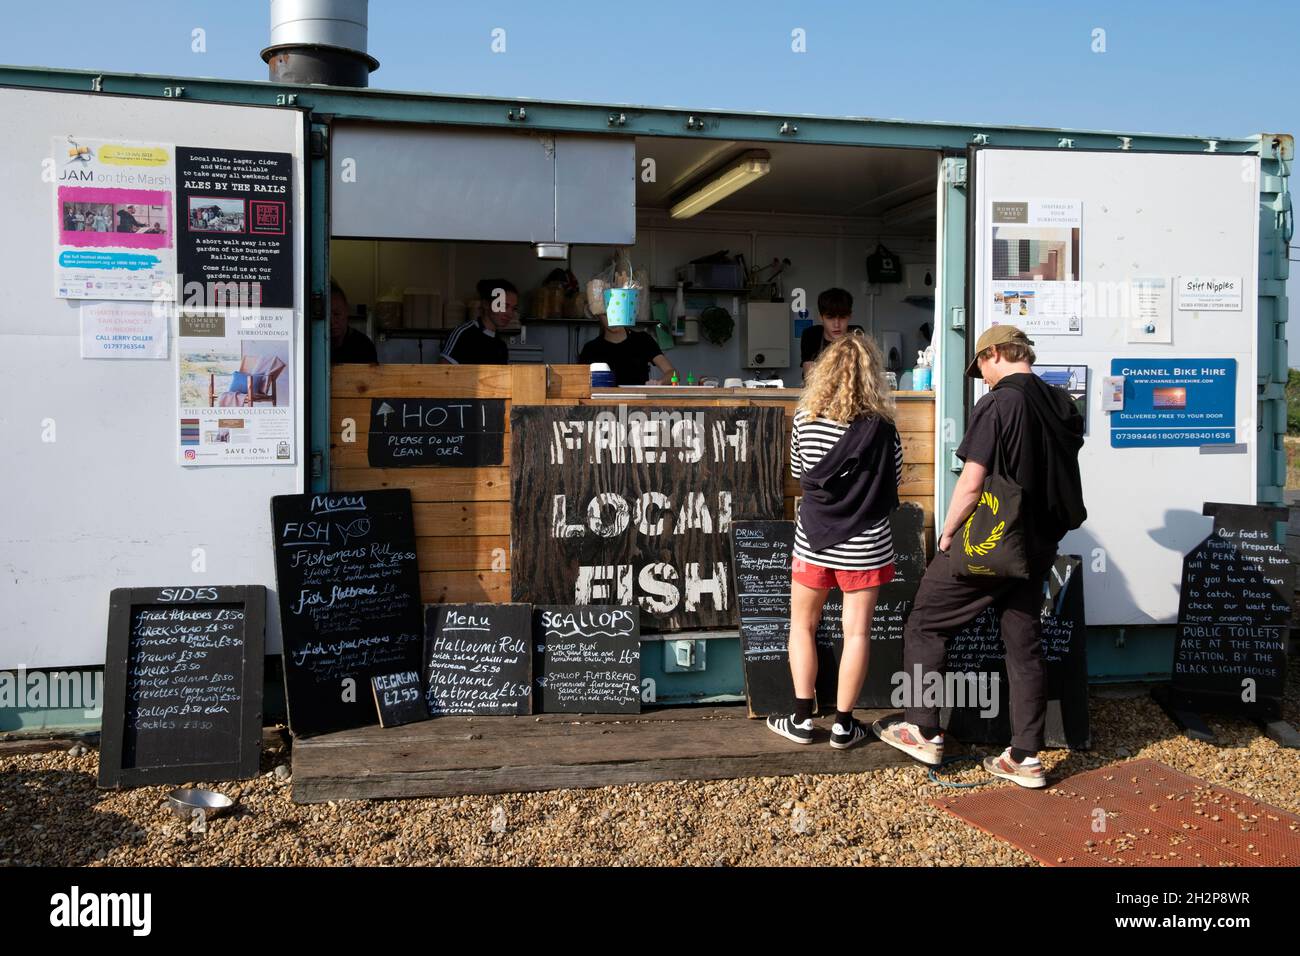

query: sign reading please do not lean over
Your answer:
[510,404,784,631]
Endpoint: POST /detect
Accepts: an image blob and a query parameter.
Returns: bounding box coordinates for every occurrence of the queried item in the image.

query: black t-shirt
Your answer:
[332,327,377,364]
[579,330,664,385]
[800,324,865,364]
[441,319,509,365]
[956,375,1058,559]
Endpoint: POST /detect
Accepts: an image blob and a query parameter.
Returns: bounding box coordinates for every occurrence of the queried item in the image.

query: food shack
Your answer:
[0,2,1292,735]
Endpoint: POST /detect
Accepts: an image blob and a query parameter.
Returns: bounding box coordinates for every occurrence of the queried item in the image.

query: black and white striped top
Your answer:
[791,412,904,570]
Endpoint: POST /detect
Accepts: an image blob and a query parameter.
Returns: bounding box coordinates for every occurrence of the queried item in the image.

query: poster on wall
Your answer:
[987,199,1082,336]
[79,301,169,359]
[1109,358,1236,448]
[176,309,295,465]
[1126,277,1173,344]
[175,147,294,309]
[52,136,175,300]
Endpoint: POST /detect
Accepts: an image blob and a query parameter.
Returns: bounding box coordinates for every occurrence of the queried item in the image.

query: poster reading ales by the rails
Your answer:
[510,405,783,630]
[175,147,293,309]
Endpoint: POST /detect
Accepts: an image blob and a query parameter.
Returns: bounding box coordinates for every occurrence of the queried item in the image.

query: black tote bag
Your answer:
[952,434,1030,580]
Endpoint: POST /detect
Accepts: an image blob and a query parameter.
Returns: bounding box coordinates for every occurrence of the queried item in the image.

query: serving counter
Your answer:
[330,364,936,608]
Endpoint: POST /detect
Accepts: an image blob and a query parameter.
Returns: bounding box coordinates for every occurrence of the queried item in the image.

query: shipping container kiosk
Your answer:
[0,62,1291,729]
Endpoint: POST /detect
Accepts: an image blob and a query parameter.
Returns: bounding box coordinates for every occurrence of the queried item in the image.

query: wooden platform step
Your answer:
[290,706,909,803]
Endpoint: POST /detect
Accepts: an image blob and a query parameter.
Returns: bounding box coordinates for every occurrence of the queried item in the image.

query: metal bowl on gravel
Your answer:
[167,788,235,820]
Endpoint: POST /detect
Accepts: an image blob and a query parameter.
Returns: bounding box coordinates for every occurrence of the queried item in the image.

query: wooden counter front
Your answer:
[331,364,935,606]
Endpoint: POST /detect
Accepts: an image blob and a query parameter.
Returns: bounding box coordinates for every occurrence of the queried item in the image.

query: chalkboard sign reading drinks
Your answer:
[1171,503,1293,718]
[371,671,429,728]
[368,398,506,468]
[270,490,425,737]
[731,506,925,717]
[943,555,1090,749]
[99,585,265,789]
[533,606,641,713]
[425,604,533,716]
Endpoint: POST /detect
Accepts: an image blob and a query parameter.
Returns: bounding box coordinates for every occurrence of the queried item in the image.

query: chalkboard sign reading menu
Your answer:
[731,506,924,717]
[370,671,429,728]
[368,398,505,468]
[533,605,641,713]
[99,585,265,789]
[1171,503,1293,719]
[943,555,1090,749]
[270,490,425,737]
[425,604,533,716]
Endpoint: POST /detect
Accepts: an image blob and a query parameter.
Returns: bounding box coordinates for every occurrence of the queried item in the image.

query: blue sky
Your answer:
[4,0,1296,357]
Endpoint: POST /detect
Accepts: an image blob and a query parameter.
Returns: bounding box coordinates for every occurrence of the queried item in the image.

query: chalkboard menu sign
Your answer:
[533,606,641,713]
[371,671,429,728]
[1170,503,1293,718]
[368,398,506,468]
[731,505,925,717]
[944,555,1090,749]
[425,604,533,716]
[511,404,784,632]
[270,490,425,737]
[99,585,264,789]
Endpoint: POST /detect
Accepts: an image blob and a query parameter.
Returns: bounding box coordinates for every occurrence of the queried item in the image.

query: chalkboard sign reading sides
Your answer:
[368,398,505,468]
[371,670,429,728]
[99,585,265,789]
[425,604,533,716]
[534,606,641,713]
[271,490,426,737]
[1172,503,1293,718]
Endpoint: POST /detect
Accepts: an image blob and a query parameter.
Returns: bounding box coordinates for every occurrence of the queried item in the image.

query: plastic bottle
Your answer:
[685,372,696,386]
[669,371,679,386]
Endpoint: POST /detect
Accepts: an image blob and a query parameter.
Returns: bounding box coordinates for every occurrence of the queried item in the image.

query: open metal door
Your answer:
[0,85,310,669]
[965,146,1262,626]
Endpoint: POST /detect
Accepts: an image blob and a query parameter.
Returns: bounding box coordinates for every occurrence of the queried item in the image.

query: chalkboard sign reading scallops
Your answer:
[425,604,533,716]
[1171,503,1293,719]
[270,490,426,737]
[99,585,265,789]
[533,606,641,713]
[368,398,505,468]
[511,404,784,631]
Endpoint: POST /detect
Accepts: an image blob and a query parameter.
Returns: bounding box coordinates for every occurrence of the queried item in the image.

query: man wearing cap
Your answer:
[874,324,1086,788]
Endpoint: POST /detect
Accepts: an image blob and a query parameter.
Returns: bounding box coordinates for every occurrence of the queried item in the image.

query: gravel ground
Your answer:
[3,684,1298,867]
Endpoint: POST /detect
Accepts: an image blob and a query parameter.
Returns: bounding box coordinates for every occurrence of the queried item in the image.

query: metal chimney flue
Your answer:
[261,0,379,87]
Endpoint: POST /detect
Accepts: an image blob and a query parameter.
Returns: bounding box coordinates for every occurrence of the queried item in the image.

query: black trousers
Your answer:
[902,548,1053,752]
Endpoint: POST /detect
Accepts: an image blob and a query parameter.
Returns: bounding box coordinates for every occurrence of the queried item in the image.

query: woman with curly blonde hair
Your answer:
[767,332,902,750]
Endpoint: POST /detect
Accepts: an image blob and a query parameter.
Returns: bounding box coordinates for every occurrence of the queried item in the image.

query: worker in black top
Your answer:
[800,287,864,377]
[330,280,377,364]
[578,311,676,385]
[440,278,516,365]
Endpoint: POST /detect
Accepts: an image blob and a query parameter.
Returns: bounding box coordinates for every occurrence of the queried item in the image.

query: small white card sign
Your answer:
[80,301,169,359]
[1175,275,1242,312]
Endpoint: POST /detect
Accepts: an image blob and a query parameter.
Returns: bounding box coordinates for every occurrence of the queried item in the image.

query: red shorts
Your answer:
[791,557,895,592]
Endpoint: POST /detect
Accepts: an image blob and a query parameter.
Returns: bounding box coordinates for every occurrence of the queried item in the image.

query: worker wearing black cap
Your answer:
[874,324,1087,788]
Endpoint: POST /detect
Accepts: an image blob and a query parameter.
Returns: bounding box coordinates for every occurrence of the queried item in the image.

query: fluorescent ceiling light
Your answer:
[670,151,771,219]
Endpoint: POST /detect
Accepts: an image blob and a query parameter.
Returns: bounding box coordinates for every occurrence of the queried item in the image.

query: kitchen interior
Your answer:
[329,134,941,388]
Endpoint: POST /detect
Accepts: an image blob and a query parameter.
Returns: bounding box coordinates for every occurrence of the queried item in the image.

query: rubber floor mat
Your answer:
[932,758,1300,866]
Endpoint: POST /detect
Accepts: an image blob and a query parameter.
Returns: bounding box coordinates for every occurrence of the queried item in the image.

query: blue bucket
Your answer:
[912,367,932,391]
[604,287,640,327]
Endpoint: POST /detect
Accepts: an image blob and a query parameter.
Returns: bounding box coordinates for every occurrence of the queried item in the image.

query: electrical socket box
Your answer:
[741,302,791,369]
[663,639,707,673]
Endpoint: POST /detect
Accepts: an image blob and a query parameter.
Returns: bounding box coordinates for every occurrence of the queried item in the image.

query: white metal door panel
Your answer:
[972,148,1259,626]
[0,86,307,668]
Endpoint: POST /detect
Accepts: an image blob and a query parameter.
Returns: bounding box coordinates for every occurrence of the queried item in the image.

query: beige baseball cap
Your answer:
[966,324,1035,378]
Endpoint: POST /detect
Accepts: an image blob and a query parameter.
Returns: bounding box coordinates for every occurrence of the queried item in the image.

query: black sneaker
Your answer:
[766,713,814,745]
[830,717,869,750]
